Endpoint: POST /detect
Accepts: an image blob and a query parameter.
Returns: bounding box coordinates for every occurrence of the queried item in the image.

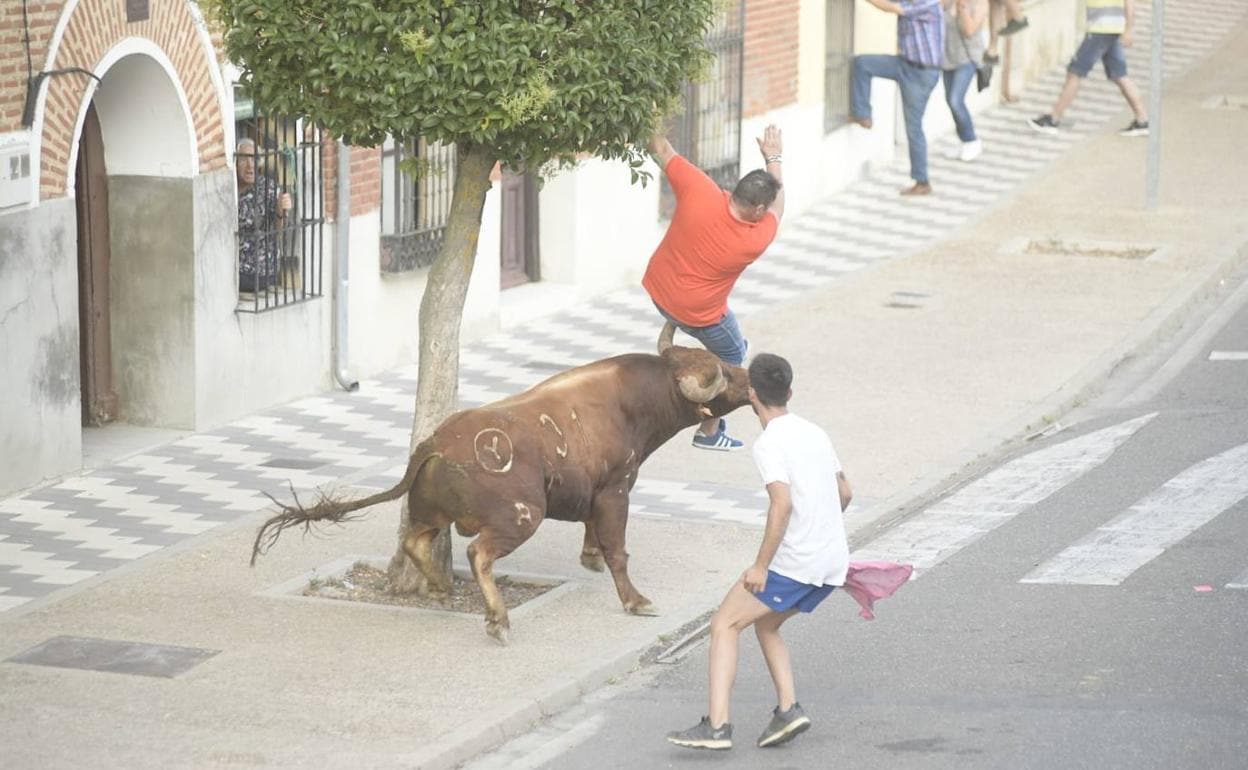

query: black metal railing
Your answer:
[825,0,855,132]
[380,136,457,272]
[233,114,324,313]
[661,1,745,217]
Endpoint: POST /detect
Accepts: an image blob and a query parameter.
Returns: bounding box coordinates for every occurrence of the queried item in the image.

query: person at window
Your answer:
[643,125,785,452]
[942,0,989,162]
[849,0,946,196]
[236,137,292,293]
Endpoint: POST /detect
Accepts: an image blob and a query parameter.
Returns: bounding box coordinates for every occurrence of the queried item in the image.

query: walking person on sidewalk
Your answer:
[1028,0,1149,136]
[849,0,946,196]
[942,0,990,162]
[667,353,854,750]
[643,126,785,452]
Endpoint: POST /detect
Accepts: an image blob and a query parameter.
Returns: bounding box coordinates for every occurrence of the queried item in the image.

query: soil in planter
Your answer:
[304,562,557,615]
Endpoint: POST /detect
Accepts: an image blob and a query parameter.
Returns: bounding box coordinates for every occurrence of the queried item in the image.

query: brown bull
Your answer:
[251,323,749,643]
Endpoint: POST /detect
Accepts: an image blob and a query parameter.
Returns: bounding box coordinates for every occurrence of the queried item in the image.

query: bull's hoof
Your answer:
[580,552,606,573]
[487,623,511,646]
[626,602,660,617]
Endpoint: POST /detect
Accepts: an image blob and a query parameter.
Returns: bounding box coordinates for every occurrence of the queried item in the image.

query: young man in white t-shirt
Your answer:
[667,353,853,751]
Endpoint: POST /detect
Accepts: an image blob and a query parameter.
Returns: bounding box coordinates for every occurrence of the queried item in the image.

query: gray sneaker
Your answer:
[757,703,812,748]
[666,716,733,750]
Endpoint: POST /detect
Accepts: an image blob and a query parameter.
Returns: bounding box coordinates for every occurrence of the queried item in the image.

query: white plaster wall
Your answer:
[0,200,82,495]
[345,182,503,378]
[90,50,196,179]
[192,168,333,427]
[536,157,666,299]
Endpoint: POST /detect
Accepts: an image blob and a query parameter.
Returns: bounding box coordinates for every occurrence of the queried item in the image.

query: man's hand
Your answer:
[741,563,769,593]
[756,124,782,162]
[1120,30,1134,48]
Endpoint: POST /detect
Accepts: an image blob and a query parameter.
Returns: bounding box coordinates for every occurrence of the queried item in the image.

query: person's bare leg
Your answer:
[1005,0,1025,21]
[987,0,1003,56]
[699,415,719,435]
[1114,76,1148,120]
[755,609,799,710]
[708,582,776,727]
[1050,73,1083,120]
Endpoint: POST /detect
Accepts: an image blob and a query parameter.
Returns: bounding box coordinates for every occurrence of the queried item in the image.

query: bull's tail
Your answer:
[249,442,437,566]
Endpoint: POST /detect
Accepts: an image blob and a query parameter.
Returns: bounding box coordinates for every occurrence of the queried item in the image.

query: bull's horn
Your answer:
[657,321,675,354]
[678,365,727,403]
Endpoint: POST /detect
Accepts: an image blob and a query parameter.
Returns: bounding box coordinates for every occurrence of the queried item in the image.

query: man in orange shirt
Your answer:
[644,125,785,450]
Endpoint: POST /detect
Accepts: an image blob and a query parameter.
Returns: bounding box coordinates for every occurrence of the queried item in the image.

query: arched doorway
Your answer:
[70,49,197,438]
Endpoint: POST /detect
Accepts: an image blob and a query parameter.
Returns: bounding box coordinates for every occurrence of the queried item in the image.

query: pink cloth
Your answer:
[842,561,914,620]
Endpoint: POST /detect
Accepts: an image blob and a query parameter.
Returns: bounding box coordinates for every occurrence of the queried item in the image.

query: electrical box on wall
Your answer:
[0,134,33,210]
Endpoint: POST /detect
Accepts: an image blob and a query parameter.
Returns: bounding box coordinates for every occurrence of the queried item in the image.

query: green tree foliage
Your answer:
[208,0,716,176]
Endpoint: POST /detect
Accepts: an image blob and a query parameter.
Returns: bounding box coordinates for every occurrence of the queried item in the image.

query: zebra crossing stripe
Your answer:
[1022,442,1248,586]
[851,413,1157,572]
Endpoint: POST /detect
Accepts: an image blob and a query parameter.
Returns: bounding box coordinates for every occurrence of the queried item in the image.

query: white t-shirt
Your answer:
[752,413,849,587]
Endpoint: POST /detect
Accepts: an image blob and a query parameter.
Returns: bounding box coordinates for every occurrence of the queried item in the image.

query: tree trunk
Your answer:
[387,144,497,593]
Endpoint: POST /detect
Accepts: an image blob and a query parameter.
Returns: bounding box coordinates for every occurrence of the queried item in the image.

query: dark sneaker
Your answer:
[1000,16,1029,36]
[667,716,733,750]
[1028,114,1060,134]
[692,418,744,452]
[757,703,812,748]
[1119,119,1149,137]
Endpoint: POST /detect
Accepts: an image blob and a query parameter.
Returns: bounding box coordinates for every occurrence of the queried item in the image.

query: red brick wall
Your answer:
[322,142,382,221]
[0,0,227,198]
[743,0,801,118]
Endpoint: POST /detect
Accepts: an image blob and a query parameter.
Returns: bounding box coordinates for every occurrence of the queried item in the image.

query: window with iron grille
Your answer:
[380,136,457,273]
[233,92,325,313]
[660,1,744,218]
[825,0,855,132]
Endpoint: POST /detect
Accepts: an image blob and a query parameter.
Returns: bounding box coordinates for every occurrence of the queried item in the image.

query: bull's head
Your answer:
[656,322,750,420]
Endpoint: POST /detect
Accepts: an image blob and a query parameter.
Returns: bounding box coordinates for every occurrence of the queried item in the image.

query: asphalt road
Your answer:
[465,274,1248,770]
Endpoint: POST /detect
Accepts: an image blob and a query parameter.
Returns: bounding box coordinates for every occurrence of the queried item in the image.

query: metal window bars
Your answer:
[380,136,457,272]
[824,0,855,132]
[661,0,745,218]
[234,114,324,313]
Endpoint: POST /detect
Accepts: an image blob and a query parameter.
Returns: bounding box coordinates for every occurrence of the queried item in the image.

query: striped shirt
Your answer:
[1087,0,1127,34]
[899,0,946,68]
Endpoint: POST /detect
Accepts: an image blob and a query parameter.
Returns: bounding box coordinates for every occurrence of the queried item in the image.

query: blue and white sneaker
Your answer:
[692,419,745,452]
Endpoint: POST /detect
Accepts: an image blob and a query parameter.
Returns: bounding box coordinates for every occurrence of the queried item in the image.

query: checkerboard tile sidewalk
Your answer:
[2,0,1241,613]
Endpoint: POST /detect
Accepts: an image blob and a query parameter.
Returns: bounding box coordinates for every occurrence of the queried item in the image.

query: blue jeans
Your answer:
[943,63,978,142]
[653,302,747,366]
[851,55,941,184]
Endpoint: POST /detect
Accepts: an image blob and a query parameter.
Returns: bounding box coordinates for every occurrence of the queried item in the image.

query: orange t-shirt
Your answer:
[642,155,778,327]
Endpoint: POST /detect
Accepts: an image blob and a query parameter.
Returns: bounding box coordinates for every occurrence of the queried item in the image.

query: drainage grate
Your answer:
[1201,95,1248,110]
[7,635,220,678]
[884,290,930,309]
[259,457,326,470]
[1024,239,1155,260]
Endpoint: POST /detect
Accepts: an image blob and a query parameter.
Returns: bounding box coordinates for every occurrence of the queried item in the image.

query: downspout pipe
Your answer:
[333,138,360,392]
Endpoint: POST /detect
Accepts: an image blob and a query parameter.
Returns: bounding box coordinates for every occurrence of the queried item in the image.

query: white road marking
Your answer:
[852,413,1156,572]
[1022,441,1248,586]
[1208,351,1248,361]
[1227,569,1248,590]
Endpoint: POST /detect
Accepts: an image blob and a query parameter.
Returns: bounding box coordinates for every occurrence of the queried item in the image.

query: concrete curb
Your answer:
[405,598,722,770]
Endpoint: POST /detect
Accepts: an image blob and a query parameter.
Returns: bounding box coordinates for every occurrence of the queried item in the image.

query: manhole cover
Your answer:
[7,636,219,678]
[259,457,326,470]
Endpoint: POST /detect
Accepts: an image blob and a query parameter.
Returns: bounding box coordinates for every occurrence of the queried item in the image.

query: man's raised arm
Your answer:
[648,134,677,170]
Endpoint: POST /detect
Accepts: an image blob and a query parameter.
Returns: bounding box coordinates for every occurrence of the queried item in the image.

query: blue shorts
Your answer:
[653,301,748,366]
[1068,33,1127,80]
[753,570,836,614]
